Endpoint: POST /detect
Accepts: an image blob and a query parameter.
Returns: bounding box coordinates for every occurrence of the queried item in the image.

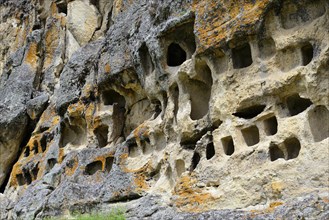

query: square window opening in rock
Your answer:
[85,161,103,175]
[221,136,235,156]
[284,137,301,160]
[242,125,260,146]
[264,116,278,136]
[232,43,253,69]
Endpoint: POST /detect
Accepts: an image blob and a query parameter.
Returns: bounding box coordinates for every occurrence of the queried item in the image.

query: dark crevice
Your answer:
[206,142,215,160]
[190,152,200,171]
[0,117,36,192]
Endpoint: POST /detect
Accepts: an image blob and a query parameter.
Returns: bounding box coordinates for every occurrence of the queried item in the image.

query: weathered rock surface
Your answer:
[0,0,328,219]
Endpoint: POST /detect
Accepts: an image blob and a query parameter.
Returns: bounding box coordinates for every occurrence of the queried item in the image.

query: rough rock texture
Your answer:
[0,0,328,219]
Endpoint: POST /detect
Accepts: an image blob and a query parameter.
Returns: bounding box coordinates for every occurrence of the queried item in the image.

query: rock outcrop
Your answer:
[0,0,328,219]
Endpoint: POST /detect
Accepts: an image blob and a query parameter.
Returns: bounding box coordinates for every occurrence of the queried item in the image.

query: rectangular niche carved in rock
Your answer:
[232,43,253,69]
[221,136,235,156]
[264,116,278,136]
[284,137,301,160]
[85,161,103,175]
[301,43,314,66]
[308,106,329,142]
[241,125,260,146]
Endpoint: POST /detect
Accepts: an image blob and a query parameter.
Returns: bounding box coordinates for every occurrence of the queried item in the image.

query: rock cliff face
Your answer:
[0,0,329,219]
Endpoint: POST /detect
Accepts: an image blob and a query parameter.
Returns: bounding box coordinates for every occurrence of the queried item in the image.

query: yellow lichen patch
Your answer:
[85,103,96,132]
[323,197,329,203]
[50,2,58,17]
[37,105,58,126]
[58,148,65,164]
[43,23,60,70]
[67,101,85,118]
[60,16,67,27]
[9,162,23,187]
[271,181,284,194]
[24,42,38,69]
[133,172,149,192]
[192,0,272,53]
[65,157,79,176]
[173,176,215,212]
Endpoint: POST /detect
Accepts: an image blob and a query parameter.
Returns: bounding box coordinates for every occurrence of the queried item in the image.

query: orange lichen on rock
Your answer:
[43,23,60,70]
[105,63,111,73]
[173,176,215,212]
[24,42,39,69]
[93,153,114,171]
[134,172,149,192]
[67,101,85,118]
[250,201,284,216]
[192,0,272,53]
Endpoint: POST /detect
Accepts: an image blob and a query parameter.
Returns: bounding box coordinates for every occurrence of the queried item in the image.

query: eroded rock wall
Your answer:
[0,0,328,219]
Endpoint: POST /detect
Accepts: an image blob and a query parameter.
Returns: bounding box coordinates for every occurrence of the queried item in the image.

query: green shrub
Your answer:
[48,208,126,220]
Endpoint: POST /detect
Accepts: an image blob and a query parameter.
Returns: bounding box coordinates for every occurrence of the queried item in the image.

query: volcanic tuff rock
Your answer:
[0,0,329,219]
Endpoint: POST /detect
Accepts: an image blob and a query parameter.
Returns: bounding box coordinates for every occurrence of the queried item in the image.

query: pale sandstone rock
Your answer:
[0,0,328,219]
[67,1,101,46]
